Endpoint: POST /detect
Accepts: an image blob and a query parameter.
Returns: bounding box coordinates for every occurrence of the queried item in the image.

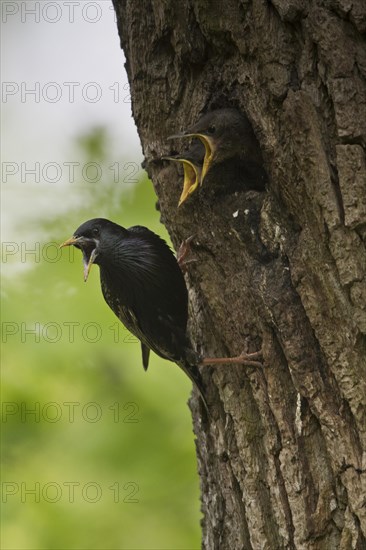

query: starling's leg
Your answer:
[200,350,263,368]
[177,235,196,272]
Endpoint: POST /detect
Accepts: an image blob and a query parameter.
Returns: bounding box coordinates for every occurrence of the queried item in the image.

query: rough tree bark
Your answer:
[112,1,366,548]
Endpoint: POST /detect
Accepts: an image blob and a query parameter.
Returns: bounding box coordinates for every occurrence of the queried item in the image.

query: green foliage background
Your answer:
[1,130,201,549]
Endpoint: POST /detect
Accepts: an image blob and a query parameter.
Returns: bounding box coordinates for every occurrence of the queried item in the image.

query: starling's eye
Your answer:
[92,227,100,237]
[207,125,216,134]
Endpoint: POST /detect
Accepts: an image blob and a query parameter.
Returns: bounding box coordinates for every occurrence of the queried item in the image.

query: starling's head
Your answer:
[60,218,127,282]
[170,109,254,182]
[163,141,204,206]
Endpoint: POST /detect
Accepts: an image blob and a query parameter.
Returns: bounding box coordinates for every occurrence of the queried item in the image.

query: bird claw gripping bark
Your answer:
[201,348,263,368]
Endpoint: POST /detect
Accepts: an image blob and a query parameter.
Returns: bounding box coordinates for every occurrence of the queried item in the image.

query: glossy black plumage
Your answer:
[61,218,207,409]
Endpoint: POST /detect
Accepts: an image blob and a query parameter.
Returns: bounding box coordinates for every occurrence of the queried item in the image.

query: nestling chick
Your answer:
[168,108,267,204]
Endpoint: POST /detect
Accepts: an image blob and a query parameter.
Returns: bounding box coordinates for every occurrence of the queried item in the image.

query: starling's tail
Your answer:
[178,360,210,415]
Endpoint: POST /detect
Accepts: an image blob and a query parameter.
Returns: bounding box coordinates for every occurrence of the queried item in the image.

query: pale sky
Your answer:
[1,0,142,247]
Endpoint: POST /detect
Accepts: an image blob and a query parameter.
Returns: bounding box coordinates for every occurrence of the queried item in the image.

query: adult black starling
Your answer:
[61,218,263,412]
[169,108,267,202]
[163,141,204,206]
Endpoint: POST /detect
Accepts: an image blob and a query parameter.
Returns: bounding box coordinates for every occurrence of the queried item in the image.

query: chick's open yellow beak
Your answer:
[168,132,215,183]
[191,134,214,182]
[178,160,200,206]
[163,156,201,207]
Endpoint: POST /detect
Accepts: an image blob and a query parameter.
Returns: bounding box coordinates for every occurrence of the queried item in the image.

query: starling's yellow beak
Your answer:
[163,156,201,206]
[60,236,98,282]
[59,236,78,248]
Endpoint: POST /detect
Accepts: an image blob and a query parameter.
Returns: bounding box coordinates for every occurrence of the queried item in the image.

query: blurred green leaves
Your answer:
[1,129,200,550]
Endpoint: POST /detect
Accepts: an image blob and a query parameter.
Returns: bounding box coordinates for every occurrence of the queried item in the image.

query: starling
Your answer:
[61,218,263,412]
[163,141,204,206]
[169,108,267,203]
[60,218,208,406]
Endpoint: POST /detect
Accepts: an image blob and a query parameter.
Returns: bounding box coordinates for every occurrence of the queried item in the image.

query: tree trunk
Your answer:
[112,1,366,548]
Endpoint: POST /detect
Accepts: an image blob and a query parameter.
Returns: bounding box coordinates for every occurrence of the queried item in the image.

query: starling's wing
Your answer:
[129,301,209,412]
[116,304,154,370]
[137,309,210,413]
[103,278,210,413]
[103,286,175,372]
[115,303,182,372]
[100,283,151,372]
[120,303,209,412]
[141,343,150,371]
